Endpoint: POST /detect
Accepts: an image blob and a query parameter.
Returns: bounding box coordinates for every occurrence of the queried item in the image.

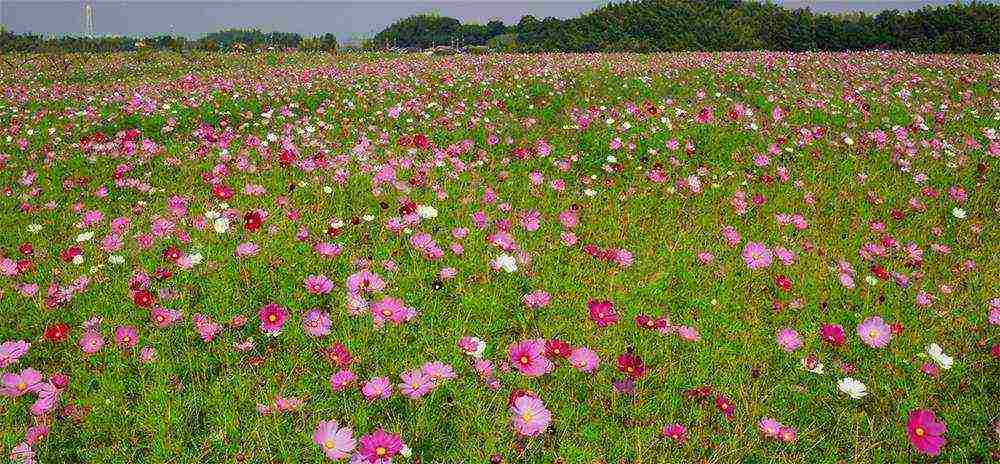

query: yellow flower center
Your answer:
[382,309,392,316]
[868,329,878,340]
[519,356,529,364]
[16,382,27,391]
[376,447,387,456]
[268,314,277,323]
[521,411,534,422]
[915,427,925,437]
[323,439,336,449]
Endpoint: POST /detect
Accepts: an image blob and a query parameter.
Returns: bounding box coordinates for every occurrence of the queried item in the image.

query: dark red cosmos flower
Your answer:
[413,133,430,149]
[616,352,646,379]
[992,344,1000,359]
[398,200,417,216]
[18,243,33,256]
[890,322,904,336]
[325,342,352,368]
[16,259,32,274]
[162,246,181,263]
[716,394,735,417]
[154,268,172,280]
[683,385,713,402]
[775,274,793,292]
[890,209,905,221]
[325,226,342,237]
[44,323,70,342]
[211,183,233,200]
[244,211,263,232]
[871,265,889,280]
[544,339,572,359]
[636,315,667,330]
[278,148,296,165]
[132,289,155,308]
[60,246,83,262]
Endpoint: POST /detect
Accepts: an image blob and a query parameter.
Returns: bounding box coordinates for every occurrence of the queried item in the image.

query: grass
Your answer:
[0,50,998,463]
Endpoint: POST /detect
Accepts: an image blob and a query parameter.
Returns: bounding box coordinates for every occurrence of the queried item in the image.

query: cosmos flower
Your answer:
[313,420,356,461]
[508,339,554,377]
[837,377,868,399]
[258,303,289,335]
[510,395,551,437]
[857,316,892,348]
[907,409,947,456]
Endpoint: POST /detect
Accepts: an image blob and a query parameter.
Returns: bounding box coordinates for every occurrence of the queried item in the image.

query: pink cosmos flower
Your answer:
[370,297,417,327]
[775,328,802,352]
[258,303,289,335]
[676,326,700,341]
[742,242,773,270]
[857,316,892,348]
[421,361,456,382]
[313,420,356,460]
[9,442,34,464]
[511,395,552,437]
[357,429,404,463]
[1,368,42,397]
[78,330,104,354]
[523,290,551,309]
[458,336,486,358]
[303,309,332,337]
[508,339,554,377]
[114,326,138,349]
[399,369,435,399]
[150,307,182,328]
[0,340,29,369]
[588,299,619,327]
[759,417,782,438]
[235,242,260,258]
[139,346,157,363]
[346,270,385,294]
[329,370,356,391]
[568,347,600,372]
[907,409,947,456]
[304,275,334,295]
[361,377,392,400]
[820,323,846,346]
[661,423,687,443]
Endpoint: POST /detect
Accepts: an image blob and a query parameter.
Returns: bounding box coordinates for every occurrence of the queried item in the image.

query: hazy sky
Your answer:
[0,1,981,41]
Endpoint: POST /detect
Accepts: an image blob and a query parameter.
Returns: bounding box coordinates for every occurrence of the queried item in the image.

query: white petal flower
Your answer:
[926,343,953,370]
[416,205,438,219]
[75,231,95,242]
[213,217,230,234]
[837,377,868,399]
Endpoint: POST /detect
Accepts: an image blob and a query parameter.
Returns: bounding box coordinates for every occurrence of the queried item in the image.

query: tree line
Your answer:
[374,0,1000,53]
[0,28,337,54]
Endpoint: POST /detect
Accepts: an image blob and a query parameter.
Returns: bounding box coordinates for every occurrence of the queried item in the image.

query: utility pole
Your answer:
[83,0,95,37]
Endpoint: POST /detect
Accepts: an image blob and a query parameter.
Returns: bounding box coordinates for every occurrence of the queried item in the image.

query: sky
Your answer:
[0,1,980,42]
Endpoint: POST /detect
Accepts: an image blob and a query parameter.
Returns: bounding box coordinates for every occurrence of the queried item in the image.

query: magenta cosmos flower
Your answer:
[1,368,42,397]
[304,274,334,295]
[742,242,773,270]
[661,423,687,443]
[587,299,619,327]
[907,409,947,456]
[114,326,138,349]
[398,369,434,399]
[857,316,892,348]
[357,429,404,463]
[361,377,392,400]
[511,395,552,437]
[0,340,29,369]
[508,339,554,377]
[370,297,417,327]
[258,303,289,335]
[313,420,356,460]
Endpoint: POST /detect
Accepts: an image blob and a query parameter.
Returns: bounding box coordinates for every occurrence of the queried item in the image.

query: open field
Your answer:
[1,51,998,463]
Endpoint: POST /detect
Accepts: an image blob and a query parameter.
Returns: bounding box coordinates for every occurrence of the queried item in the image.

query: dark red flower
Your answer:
[44,323,70,342]
[132,289,155,308]
[162,246,181,263]
[715,394,735,417]
[244,211,263,232]
[544,339,572,359]
[774,274,793,292]
[325,342,353,368]
[616,352,646,379]
[211,183,233,200]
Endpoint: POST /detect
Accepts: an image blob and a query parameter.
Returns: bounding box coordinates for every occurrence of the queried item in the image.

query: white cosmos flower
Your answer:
[837,377,868,399]
[71,255,84,265]
[27,224,42,233]
[213,217,230,234]
[108,255,125,265]
[951,207,966,219]
[75,231,95,242]
[493,254,518,273]
[926,343,953,370]
[204,210,220,220]
[416,205,438,219]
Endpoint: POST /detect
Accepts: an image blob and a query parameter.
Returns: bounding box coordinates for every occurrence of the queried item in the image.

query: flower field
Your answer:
[1,51,998,463]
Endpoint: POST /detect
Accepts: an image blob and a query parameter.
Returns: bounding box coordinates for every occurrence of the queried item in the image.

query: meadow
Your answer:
[0,51,998,463]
